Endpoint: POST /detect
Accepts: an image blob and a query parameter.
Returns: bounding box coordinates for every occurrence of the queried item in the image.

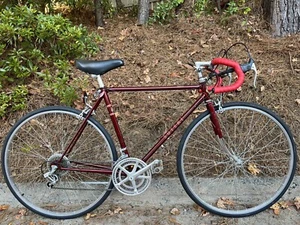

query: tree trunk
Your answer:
[137,0,150,25]
[263,0,300,36]
[94,0,105,27]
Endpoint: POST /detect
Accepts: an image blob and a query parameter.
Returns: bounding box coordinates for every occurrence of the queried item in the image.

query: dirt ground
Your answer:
[0,12,300,224]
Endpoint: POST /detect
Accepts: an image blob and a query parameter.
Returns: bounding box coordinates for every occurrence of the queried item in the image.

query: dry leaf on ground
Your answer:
[193,109,206,114]
[114,206,123,214]
[0,204,9,211]
[170,207,180,215]
[247,163,261,175]
[143,68,150,75]
[15,208,27,219]
[279,200,292,209]
[270,203,281,215]
[216,197,234,209]
[193,204,210,216]
[74,99,84,110]
[294,197,300,210]
[169,216,181,224]
[119,28,130,41]
[144,75,151,83]
[18,208,27,216]
[104,210,114,216]
[170,72,180,77]
[189,90,199,99]
[85,213,97,220]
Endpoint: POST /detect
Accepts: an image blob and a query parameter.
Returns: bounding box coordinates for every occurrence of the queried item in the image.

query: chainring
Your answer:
[112,157,152,196]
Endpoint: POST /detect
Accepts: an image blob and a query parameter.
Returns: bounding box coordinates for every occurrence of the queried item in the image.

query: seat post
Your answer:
[91,74,105,88]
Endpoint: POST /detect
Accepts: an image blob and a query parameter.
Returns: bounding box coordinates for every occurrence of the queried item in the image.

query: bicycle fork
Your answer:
[206,100,223,138]
[206,101,242,164]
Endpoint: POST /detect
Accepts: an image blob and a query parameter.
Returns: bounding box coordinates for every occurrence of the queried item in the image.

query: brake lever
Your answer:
[228,72,232,85]
[240,58,258,88]
[251,62,258,88]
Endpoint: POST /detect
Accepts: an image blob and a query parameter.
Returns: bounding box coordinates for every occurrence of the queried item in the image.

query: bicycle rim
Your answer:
[177,102,297,217]
[2,106,117,219]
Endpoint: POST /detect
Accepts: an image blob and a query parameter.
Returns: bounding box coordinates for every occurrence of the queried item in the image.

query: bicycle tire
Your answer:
[177,102,297,217]
[2,106,118,219]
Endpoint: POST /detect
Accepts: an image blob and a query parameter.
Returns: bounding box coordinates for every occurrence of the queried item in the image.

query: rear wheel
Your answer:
[2,106,118,219]
[177,102,297,217]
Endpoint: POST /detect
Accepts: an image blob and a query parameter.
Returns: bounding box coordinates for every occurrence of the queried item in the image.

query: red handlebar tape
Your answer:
[208,58,245,93]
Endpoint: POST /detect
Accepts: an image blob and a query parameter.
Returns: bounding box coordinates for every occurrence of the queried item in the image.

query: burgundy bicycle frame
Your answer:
[58,83,223,174]
[57,57,248,174]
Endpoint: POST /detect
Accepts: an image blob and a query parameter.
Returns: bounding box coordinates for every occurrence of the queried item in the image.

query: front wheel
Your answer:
[1,106,118,219]
[177,102,297,217]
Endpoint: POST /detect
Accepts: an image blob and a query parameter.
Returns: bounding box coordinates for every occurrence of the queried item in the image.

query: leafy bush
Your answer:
[150,0,251,24]
[11,85,29,111]
[218,0,252,28]
[0,92,10,117]
[224,0,251,16]
[149,0,184,24]
[193,0,251,16]
[193,0,210,14]
[0,0,115,18]
[0,85,28,117]
[64,0,115,17]
[0,5,100,117]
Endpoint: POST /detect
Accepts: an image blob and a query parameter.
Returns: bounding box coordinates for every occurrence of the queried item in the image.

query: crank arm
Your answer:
[132,159,161,178]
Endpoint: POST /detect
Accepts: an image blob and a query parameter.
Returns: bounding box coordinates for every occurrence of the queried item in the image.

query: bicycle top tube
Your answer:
[76,57,255,95]
[106,85,202,92]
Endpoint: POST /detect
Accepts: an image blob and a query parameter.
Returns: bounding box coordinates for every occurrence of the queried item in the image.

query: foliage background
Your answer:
[0,5,100,117]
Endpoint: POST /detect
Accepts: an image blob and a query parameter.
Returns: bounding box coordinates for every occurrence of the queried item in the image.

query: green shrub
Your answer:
[224,0,251,16]
[0,5,100,116]
[0,92,10,117]
[11,85,28,111]
[149,0,184,24]
[192,0,251,16]
[0,85,28,117]
[193,0,210,14]
[1,0,115,18]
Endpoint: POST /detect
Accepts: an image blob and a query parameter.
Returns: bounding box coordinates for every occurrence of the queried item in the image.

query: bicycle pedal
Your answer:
[152,160,163,174]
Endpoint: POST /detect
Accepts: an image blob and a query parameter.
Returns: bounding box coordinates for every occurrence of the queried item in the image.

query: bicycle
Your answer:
[1,43,297,219]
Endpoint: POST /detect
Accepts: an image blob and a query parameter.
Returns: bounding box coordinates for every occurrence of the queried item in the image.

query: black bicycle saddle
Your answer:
[75,59,124,75]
